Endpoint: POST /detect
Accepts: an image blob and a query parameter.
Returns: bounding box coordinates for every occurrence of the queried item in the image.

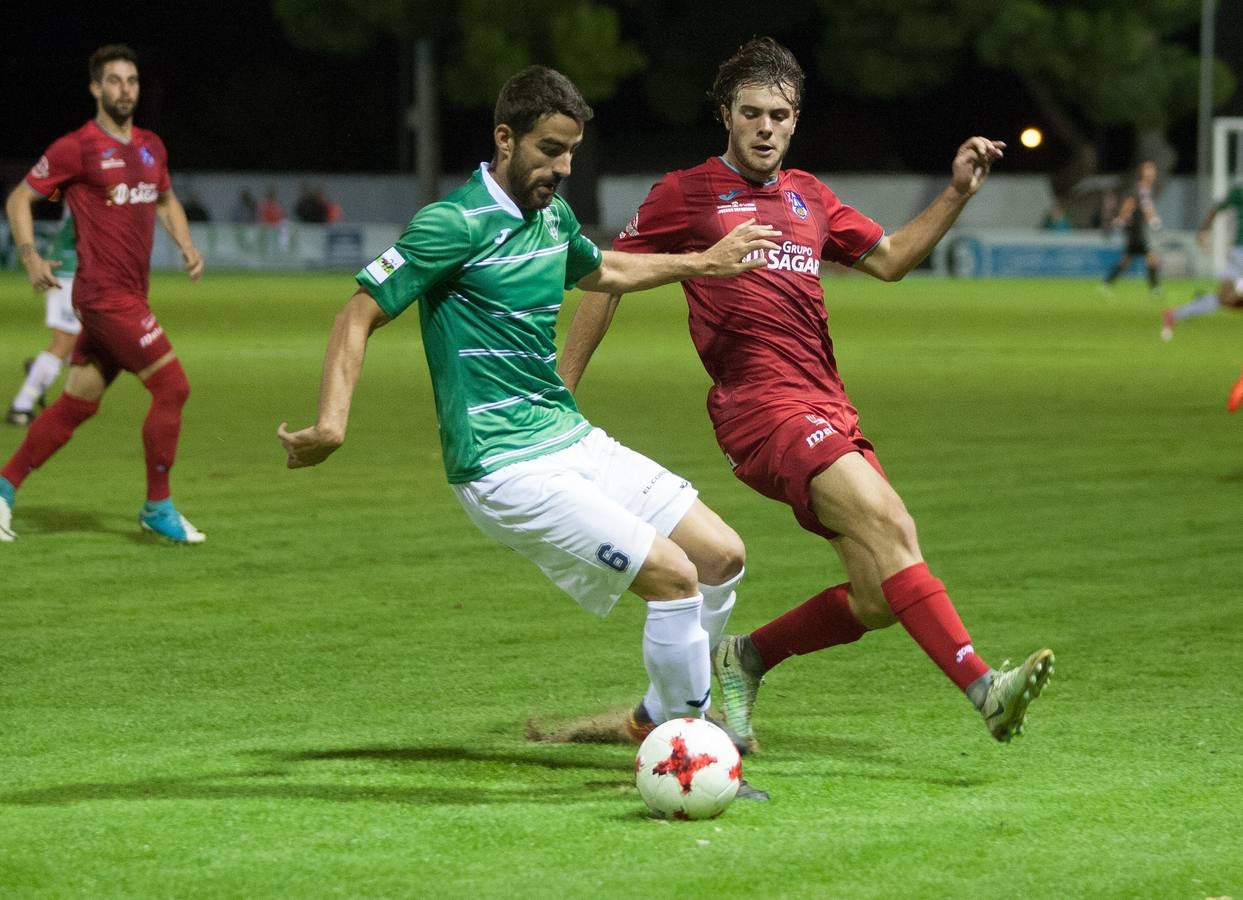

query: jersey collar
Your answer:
[478,162,524,220]
[92,117,133,145]
[717,155,779,187]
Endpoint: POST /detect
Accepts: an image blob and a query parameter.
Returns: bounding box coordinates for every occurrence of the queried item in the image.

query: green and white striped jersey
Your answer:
[357,163,603,483]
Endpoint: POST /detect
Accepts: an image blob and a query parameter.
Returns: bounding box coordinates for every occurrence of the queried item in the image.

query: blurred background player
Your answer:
[561,37,1053,749]
[1161,180,1243,340]
[1102,159,1162,297]
[6,215,79,426]
[0,43,205,544]
[278,66,778,765]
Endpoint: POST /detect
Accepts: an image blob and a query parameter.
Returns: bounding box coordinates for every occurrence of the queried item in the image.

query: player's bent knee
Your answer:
[699,528,745,585]
[631,537,699,601]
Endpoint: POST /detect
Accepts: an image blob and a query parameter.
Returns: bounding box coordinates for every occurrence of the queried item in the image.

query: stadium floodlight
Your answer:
[1020,128,1043,149]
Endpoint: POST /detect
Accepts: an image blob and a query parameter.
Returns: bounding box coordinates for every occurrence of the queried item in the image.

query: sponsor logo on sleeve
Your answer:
[365,247,406,283]
[619,211,640,239]
[31,155,49,180]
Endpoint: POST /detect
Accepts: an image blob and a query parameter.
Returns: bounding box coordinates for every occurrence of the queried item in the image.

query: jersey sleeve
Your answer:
[559,199,603,287]
[356,202,471,318]
[816,181,884,265]
[611,175,688,253]
[150,134,172,194]
[24,134,83,198]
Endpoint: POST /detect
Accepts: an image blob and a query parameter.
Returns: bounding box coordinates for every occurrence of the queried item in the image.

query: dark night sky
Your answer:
[3,2,1240,179]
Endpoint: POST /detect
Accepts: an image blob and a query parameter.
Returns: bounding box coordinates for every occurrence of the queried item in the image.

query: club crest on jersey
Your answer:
[139,146,156,167]
[541,205,560,239]
[784,190,809,219]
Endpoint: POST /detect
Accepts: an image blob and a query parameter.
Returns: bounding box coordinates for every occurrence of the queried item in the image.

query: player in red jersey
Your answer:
[560,38,1054,747]
[0,44,205,544]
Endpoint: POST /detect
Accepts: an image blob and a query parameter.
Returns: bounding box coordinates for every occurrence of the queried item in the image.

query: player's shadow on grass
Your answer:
[15,505,134,538]
[0,744,633,808]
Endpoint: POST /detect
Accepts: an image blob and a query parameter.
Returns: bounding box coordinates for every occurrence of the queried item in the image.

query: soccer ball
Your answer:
[635,717,741,820]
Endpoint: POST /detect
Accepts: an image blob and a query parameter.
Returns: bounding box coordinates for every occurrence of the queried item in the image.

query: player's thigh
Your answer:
[666,499,744,585]
[451,458,657,617]
[809,452,917,552]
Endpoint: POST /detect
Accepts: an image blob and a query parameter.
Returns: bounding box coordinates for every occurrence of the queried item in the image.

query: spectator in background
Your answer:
[1040,198,1071,232]
[258,188,285,226]
[294,184,328,223]
[181,193,210,222]
[230,189,257,224]
[1101,160,1162,297]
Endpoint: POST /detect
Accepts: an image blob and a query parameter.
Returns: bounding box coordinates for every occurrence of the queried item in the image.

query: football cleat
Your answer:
[735,779,770,802]
[5,406,35,427]
[981,648,1055,743]
[1160,308,1175,342]
[0,476,15,542]
[712,635,762,753]
[1228,372,1243,414]
[625,703,656,744]
[139,498,206,544]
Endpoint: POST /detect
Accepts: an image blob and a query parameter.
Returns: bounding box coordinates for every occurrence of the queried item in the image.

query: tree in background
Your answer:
[272,0,643,216]
[813,0,1235,196]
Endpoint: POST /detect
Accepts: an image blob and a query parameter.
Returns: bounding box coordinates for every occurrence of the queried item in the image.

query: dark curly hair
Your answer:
[89,44,138,83]
[711,37,804,122]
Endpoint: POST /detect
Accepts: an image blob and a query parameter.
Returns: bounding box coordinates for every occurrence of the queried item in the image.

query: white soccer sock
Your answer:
[699,567,742,650]
[1174,293,1221,322]
[12,351,64,412]
[642,595,710,722]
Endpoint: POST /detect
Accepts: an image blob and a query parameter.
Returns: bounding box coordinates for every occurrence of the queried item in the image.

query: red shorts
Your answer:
[72,294,174,384]
[714,399,885,540]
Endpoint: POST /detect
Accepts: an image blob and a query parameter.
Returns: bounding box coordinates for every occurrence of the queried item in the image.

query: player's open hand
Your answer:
[951,137,1005,197]
[22,254,61,292]
[278,421,343,469]
[702,218,781,275]
[182,245,205,281]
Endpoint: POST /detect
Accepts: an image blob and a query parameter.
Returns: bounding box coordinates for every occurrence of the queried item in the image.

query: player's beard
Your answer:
[730,130,786,182]
[100,95,136,127]
[507,153,562,210]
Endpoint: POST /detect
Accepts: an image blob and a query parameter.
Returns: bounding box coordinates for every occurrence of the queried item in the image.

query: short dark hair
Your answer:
[89,44,138,83]
[711,37,804,122]
[494,66,594,139]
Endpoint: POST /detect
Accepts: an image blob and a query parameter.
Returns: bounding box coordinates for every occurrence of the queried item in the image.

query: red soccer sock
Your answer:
[881,562,989,692]
[141,361,190,502]
[750,582,866,671]
[1,393,100,488]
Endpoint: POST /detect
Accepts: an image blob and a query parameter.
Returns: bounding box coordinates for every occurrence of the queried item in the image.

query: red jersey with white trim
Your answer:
[24,120,171,309]
[613,156,883,426]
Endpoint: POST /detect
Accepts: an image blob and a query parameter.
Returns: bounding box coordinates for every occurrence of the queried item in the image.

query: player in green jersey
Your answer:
[1161,183,1243,340]
[6,216,79,426]
[279,67,780,752]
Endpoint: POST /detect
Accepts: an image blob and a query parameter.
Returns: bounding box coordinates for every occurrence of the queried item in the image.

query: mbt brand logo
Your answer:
[718,189,743,201]
[541,205,560,239]
[139,146,155,167]
[955,644,975,664]
[716,199,758,215]
[805,420,836,448]
[596,543,630,572]
[784,190,809,219]
[108,182,159,206]
[744,240,821,275]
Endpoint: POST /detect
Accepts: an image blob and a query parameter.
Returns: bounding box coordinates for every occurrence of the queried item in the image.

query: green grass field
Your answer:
[1,270,1240,898]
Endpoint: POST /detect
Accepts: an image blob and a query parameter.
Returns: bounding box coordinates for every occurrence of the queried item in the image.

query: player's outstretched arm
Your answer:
[5,183,61,291]
[279,289,390,469]
[576,219,779,295]
[559,292,622,394]
[156,190,204,281]
[856,136,1004,282]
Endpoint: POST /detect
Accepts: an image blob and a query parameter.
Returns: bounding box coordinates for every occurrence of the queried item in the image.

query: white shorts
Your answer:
[45,277,81,335]
[451,427,699,617]
[1219,246,1243,293]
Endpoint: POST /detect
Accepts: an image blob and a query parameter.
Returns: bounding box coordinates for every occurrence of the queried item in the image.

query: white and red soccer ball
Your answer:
[635,717,741,819]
